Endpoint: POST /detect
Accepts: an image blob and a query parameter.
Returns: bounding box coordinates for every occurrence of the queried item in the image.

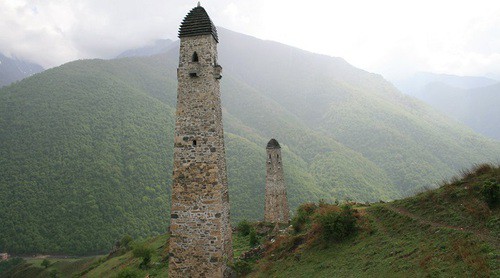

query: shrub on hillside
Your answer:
[232,259,253,276]
[120,235,133,250]
[291,203,318,233]
[237,220,251,236]
[132,244,153,269]
[115,267,141,278]
[0,258,25,273]
[315,204,358,242]
[249,229,258,246]
[481,179,499,208]
[41,259,51,269]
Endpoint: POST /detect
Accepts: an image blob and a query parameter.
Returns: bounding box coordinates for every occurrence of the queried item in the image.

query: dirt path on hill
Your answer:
[385,205,499,247]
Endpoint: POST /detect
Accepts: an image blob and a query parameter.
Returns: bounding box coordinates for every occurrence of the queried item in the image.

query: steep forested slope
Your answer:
[0,28,499,255]
[215,29,500,193]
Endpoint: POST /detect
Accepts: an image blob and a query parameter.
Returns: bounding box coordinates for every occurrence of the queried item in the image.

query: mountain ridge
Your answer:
[0,53,44,88]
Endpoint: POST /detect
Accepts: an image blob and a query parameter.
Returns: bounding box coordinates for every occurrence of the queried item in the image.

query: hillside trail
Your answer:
[385,205,499,247]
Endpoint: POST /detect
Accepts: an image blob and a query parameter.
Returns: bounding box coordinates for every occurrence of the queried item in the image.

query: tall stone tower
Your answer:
[168,4,233,277]
[264,139,290,223]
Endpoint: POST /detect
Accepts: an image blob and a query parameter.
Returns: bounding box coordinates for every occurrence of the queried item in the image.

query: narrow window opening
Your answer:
[193,140,197,146]
[192,52,199,62]
[268,154,271,159]
[277,154,280,159]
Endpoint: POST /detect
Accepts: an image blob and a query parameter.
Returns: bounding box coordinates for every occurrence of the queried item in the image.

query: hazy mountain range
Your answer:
[115,39,174,59]
[0,28,499,255]
[0,53,44,88]
[394,72,500,140]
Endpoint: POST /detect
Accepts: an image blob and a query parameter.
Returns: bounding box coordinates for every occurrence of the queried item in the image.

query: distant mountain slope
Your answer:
[1,28,499,255]
[394,71,498,97]
[394,71,500,140]
[413,82,500,140]
[214,28,500,192]
[115,39,174,58]
[0,53,44,87]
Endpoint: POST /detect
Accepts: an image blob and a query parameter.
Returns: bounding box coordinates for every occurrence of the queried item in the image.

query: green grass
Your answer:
[251,164,499,277]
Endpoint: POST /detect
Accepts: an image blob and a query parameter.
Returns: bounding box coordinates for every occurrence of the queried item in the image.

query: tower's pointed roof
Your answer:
[178,4,218,42]
[267,139,281,149]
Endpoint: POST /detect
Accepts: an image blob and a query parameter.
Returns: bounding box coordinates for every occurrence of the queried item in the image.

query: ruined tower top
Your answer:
[178,4,218,42]
[264,139,289,223]
[267,138,281,149]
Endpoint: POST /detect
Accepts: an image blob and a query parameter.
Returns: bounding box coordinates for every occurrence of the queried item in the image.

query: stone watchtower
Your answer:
[264,139,290,223]
[168,4,233,277]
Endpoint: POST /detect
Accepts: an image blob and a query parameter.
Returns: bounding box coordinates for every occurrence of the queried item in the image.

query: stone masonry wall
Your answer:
[264,145,290,223]
[168,34,233,278]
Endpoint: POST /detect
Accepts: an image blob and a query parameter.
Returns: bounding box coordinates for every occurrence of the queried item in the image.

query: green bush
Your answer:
[249,229,258,246]
[41,259,51,269]
[115,267,141,278]
[316,205,357,242]
[237,220,252,236]
[232,259,253,275]
[132,244,153,269]
[49,269,59,278]
[0,258,25,273]
[291,203,318,233]
[120,235,133,250]
[481,180,499,208]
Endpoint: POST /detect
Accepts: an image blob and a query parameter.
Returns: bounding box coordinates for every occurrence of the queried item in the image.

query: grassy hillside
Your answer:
[1,28,499,255]
[2,164,497,277]
[253,164,499,277]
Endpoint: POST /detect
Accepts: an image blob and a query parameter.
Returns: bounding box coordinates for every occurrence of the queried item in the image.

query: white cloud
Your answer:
[0,0,499,79]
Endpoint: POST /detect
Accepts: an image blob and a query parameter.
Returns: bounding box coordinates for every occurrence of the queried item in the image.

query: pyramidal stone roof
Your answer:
[267,139,281,149]
[178,3,218,42]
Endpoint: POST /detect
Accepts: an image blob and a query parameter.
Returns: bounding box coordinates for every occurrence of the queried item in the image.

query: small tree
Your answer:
[249,229,258,247]
[116,267,141,278]
[132,244,153,269]
[317,205,357,242]
[120,234,133,250]
[41,259,50,269]
[49,269,59,278]
[237,220,251,236]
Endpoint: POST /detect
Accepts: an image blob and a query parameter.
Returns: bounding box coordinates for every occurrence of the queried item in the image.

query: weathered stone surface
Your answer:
[264,139,290,223]
[168,5,233,278]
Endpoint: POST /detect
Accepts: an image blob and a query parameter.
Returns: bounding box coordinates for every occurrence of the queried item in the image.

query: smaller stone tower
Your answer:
[264,139,290,223]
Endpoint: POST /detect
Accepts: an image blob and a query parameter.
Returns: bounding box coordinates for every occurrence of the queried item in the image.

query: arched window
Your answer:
[193,140,197,146]
[192,52,199,62]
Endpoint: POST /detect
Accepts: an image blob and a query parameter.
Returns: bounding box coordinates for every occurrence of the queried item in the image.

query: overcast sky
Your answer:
[1,0,500,80]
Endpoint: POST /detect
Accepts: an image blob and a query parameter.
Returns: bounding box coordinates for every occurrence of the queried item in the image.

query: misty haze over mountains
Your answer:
[113,32,500,142]
[394,72,500,140]
[0,53,44,88]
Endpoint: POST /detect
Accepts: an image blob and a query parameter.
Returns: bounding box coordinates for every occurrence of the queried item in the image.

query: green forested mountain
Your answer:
[0,28,499,255]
